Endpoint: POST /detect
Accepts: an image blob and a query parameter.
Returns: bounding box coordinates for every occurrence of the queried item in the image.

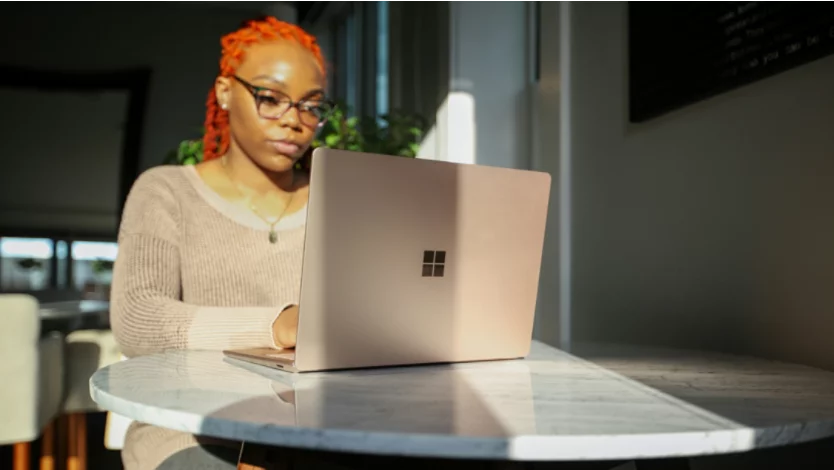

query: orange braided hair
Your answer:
[202,17,327,161]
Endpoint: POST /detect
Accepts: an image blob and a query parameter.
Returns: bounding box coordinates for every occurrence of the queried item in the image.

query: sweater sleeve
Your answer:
[110,168,292,358]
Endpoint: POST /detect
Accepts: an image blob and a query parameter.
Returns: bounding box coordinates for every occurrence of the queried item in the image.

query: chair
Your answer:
[62,329,122,470]
[18,287,120,468]
[0,294,65,470]
[103,355,133,452]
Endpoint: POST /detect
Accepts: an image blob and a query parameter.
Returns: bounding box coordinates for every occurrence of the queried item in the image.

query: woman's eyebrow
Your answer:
[302,88,326,100]
[247,77,325,99]
[249,75,288,89]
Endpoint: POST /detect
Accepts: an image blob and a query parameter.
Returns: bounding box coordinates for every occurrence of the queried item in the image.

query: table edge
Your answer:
[92,373,834,461]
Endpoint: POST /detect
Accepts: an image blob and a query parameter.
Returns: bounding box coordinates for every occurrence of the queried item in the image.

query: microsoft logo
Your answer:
[422,250,446,277]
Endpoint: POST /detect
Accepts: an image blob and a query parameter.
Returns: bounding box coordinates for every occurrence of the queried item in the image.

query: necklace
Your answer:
[221,155,296,244]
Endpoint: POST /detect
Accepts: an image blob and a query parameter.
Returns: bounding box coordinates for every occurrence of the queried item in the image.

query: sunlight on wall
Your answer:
[417,125,438,160]
[447,92,476,165]
[417,91,476,165]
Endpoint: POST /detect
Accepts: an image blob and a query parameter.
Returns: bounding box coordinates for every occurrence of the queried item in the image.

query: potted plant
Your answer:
[163,132,204,166]
[312,102,426,158]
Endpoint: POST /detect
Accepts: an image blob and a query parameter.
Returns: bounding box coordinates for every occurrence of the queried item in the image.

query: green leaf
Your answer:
[187,140,202,155]
[325,134,341,147]
[177,141,190,161]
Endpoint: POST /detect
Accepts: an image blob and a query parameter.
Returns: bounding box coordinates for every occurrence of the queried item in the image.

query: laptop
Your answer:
[223,148,551,373]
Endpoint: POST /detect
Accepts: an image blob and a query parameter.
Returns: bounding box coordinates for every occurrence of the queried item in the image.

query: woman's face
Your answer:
[215,40,327,173]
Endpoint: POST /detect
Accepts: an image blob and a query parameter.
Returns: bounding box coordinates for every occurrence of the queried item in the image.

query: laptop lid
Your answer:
[293,148,551,372]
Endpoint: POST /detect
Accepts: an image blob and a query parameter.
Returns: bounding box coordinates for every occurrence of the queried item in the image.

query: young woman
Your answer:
[111,17,332,469]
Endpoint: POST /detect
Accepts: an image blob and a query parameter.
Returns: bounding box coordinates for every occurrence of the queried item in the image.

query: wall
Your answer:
[0,2,291,174]
[445,0,530,169]
[410,1,530,169]
[0,89,128,233]
[542,2,834,370]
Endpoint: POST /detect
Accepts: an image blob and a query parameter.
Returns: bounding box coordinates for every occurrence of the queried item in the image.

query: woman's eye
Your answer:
[257,94,282,106]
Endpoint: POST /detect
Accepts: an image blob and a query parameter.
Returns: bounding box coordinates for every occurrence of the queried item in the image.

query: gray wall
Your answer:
[0,3,276,171]
[0,89,128,233]
[448,1,530,170]
[542,2,834,370]
[389,1,530,170]
[0,3,290,233]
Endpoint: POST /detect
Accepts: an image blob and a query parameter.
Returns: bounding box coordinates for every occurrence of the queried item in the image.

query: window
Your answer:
[327,2,389,120]
[376,1,389,118]
[0,237,53,291]
[71,241,119,291]
[0,236,118,293]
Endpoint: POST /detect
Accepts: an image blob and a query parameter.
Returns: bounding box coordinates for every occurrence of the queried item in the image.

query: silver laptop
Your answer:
[224,148,551,372]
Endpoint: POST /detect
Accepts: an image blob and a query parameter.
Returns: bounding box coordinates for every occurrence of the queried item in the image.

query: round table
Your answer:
[90,341,834,466]
[40,299,109,333]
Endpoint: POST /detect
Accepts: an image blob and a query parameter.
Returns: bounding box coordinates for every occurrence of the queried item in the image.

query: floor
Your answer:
[0,412,123,469]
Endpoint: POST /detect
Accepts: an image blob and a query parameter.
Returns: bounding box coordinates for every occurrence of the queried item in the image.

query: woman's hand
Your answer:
[272,305,299,349]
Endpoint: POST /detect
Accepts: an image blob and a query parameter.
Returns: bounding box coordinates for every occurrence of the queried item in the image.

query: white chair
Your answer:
[0,294,64,470]
[61,329,122,470]
[103,355,133,451]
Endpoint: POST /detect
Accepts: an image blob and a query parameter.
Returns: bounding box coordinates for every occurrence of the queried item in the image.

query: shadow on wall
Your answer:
[388,1,451,144]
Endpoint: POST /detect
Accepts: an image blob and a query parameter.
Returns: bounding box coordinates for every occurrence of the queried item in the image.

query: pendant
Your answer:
[269,230,278,244]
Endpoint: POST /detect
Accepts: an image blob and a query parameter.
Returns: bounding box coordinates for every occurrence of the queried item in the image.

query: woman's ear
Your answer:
[215,76,232,110]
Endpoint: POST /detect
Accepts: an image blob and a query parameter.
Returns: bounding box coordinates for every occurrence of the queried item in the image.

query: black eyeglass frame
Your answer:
[232,75,335,128]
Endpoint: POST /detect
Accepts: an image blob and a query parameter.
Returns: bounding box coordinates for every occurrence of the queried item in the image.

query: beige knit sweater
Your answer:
[111,164,307,358]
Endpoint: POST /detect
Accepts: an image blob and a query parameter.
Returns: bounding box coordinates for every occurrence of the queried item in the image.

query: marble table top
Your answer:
[90,340,834,461]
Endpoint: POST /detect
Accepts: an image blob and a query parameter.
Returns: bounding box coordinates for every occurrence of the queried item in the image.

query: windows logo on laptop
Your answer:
[422,250,446,277]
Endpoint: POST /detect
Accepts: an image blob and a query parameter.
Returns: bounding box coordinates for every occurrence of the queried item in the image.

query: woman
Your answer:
[111,17,332,469]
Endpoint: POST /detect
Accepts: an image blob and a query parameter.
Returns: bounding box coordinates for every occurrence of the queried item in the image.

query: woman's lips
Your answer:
[269,140,300,155]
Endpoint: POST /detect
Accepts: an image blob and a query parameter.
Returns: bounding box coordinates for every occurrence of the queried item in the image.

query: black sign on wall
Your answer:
[629,2,834,123]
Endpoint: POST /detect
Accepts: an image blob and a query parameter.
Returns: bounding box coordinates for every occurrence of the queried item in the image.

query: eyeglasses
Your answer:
[233,75,335,128]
